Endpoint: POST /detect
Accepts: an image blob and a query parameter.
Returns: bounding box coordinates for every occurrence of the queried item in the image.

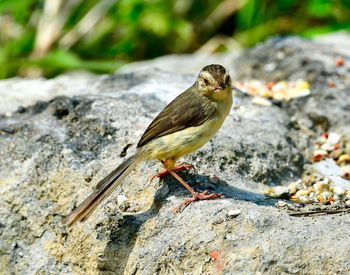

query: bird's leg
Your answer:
[151,160,193,181]
[166,169,197,196]
[160,159,223,211]
[167,170,223,212]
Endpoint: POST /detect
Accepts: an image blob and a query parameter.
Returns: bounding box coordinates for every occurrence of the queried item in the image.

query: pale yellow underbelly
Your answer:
[143,111,228,161]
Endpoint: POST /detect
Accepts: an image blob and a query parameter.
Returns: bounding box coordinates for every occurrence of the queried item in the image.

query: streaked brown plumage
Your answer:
[63,64,232,227]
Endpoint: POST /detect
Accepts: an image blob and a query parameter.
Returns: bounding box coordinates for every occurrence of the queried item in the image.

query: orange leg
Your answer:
[151,161,193,182]
[159,160,223,211]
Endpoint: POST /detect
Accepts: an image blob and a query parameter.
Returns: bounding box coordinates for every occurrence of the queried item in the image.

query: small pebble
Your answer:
[275,200,287,208]
[299,195,311,203]
[288,183,297,194]
[252,96,272,106]
[327,133,341,145]
[264,63,276,72]
[227,209,241,218]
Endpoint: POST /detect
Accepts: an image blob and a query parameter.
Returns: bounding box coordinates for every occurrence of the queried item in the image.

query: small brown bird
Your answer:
[63,64,232,226]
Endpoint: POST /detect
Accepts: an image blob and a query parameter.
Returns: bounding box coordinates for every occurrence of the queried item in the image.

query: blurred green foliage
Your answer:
[0,0,349,79]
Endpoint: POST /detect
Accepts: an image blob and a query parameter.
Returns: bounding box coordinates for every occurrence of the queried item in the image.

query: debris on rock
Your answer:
[234,79,311,103]
[335,57,345,67]
[265,186,289,198]
[209,251,219,262]
[266,133,350,205]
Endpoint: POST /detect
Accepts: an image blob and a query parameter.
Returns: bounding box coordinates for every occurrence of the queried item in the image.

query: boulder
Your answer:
[1,35,350,274]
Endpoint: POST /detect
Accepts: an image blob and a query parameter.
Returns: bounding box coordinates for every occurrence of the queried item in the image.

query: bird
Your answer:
[63,64,233,227]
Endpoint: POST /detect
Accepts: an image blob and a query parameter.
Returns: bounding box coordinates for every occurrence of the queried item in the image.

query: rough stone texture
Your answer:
[1,35,350,274]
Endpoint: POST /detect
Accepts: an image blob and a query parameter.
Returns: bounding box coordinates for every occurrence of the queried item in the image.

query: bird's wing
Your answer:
[137,87,216,148]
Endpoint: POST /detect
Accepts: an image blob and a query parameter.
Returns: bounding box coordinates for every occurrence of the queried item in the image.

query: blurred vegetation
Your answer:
[0,0,349,79]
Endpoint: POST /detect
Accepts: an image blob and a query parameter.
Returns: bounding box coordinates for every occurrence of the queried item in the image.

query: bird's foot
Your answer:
[151,162,194,181]
[174,191,223,213]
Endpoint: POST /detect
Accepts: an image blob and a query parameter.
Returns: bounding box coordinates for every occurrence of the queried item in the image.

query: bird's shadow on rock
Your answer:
[97,171,276,274]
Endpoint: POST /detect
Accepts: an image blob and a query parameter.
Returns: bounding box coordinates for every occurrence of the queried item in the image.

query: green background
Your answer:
[0,0,349,79]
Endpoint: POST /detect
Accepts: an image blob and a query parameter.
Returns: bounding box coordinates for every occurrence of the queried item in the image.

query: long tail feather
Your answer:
[62,152,143,227]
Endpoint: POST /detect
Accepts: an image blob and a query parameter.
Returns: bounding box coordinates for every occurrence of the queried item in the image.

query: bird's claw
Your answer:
[173,191,223,213]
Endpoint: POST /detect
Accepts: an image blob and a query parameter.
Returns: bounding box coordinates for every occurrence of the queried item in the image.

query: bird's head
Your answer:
[196,64,232,101]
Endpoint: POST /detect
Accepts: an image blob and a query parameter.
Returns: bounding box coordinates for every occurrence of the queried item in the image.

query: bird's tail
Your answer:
[62,152,144,227]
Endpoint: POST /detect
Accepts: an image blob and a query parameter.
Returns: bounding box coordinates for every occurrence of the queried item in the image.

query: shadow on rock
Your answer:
[182,172,277,206]
[97,214,147,274]
[97,171,275,273]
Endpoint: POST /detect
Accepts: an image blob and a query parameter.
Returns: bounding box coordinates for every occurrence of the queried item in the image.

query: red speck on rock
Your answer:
[335,57,344,67]
[209,251,219,261]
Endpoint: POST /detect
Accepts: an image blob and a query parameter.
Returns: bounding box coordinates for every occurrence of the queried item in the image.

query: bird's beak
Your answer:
[215,83,226,90]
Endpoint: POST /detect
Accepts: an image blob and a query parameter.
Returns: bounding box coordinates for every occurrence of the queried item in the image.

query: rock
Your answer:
[1,35,350,274]
[0,72,98,114]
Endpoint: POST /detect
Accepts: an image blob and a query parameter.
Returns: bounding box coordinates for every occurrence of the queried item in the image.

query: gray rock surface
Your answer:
[1,35,350,274]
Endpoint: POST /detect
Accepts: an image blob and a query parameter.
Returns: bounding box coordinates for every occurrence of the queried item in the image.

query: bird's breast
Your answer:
[144,101,231,161]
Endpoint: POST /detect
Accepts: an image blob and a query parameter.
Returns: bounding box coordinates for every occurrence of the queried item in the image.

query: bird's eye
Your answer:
[203,78,209,85]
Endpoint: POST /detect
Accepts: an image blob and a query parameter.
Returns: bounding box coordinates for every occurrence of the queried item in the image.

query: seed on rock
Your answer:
[341,166,350,180]
[337,154,350,164]
[316,194,326,203]
[261,89,272,98]
[295,189,311,197]
[313,150,328,162]
[252,96,272,106]
[290,195,299,202]
[288,183,298,194]
[314,182,329,194]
